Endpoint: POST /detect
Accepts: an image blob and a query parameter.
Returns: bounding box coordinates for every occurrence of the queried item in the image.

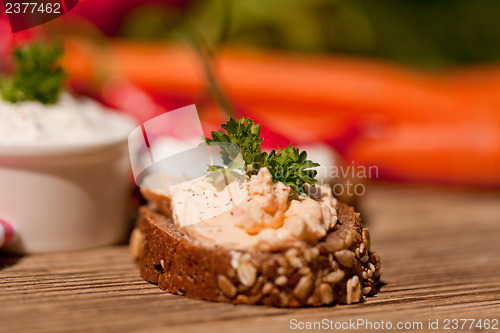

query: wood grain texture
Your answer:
[1,185,500,333]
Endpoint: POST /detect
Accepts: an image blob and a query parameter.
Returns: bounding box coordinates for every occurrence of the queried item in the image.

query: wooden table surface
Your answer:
[1,185,500,333]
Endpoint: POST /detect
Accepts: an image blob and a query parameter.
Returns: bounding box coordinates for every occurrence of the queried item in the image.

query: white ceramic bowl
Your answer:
[0,127,134,254]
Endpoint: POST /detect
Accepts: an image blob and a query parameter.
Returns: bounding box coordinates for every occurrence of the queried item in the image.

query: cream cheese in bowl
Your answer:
[0,92,135,152]
[0,92,136,254]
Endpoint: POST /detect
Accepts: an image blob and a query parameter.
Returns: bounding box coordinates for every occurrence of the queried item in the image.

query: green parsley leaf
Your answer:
[1,42,66,104]
[205,117,319,193]
[262,144,320,193]
[205,117,264,174]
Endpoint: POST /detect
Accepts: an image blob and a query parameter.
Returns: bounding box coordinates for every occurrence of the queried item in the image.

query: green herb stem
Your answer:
[1,42,66,105]
[206,117,319,193]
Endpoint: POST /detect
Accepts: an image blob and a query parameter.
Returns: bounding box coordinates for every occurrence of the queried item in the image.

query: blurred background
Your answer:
[2,0,500,188]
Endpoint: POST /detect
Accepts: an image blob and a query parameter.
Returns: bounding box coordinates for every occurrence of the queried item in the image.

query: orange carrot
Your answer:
[61,38,500,185]
[347,123,500,186]
[63,38,500,124]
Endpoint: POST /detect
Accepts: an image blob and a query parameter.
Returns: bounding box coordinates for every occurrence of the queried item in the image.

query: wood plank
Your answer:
[1,185,499,333]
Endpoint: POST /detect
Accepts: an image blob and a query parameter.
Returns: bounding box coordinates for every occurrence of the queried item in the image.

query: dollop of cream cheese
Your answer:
[143,167,338,252]
[0,92,135,145]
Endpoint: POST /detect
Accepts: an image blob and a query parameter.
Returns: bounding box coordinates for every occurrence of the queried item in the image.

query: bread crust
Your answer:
[130,202,381,307]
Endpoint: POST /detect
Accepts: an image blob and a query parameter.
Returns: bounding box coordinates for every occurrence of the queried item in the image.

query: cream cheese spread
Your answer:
[0,92,135,145]
[143,167,339,252]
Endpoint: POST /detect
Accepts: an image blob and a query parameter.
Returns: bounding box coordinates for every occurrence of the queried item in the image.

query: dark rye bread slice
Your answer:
[130,202,381,307]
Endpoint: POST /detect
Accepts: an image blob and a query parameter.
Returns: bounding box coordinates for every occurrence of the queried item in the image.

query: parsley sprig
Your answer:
[1,42,66,104]
[205,117,263,174]
[205,117,319,193]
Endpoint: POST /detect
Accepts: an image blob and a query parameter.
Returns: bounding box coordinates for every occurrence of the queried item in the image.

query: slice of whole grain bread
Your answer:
[130,202,380,307]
